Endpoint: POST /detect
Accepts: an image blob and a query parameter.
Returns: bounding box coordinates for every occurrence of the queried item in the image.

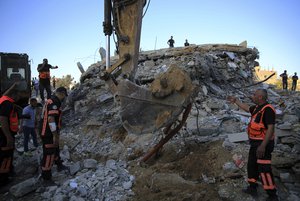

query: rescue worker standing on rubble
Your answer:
[280,70,288,90]
[184,39,190,47]
[37,58,58,102]
[40,87,68,181]
[227,89,279,201]
[0,83,27,187]
[292,72,298,91]
[167,36,175,48]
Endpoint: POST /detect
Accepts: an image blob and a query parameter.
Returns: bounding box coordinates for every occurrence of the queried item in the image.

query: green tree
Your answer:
[56,74,74,89]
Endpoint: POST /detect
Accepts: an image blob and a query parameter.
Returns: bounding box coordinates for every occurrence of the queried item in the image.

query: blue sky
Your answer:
[1,0,299,82]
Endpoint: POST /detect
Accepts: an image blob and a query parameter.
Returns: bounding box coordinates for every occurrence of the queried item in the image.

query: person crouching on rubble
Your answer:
[227,89,279,201]
[40,87,68,181]
[0,82,28,187]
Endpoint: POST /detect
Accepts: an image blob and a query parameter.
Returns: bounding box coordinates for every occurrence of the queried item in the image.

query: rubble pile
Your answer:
[41,159,134,201]
[1,44,299,201]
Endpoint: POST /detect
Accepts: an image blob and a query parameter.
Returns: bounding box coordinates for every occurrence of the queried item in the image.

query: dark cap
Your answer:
[56,87,68,96]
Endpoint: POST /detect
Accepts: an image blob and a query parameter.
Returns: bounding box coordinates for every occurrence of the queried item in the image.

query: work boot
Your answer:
[242,186,258,197]
[266,195,279,201]
[0,178,10,188]
[38,177,57,187]
[266,190,279,201]
[57,163,69,172]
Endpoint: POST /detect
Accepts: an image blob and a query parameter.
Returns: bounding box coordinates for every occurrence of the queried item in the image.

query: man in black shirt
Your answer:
[227,89,278,201]
[167,36,175,48]
[184,39,189,47]
[280,70,288,90]
[37,58,58,101]
[292,72,298,91]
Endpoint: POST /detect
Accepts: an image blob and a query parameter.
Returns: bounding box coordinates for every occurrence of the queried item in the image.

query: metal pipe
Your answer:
[141,103,192,162]
[103,0,112,70]
[106,35,110,70]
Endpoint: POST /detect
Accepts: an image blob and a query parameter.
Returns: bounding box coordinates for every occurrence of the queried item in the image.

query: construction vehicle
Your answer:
[0,52,31,107]
[102,0,197,161]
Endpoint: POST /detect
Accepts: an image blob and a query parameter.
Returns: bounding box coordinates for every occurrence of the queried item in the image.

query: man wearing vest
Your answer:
[0,83,27,187]
[37,58,58,102]
[227,89,278,201]
[40,87,68,181]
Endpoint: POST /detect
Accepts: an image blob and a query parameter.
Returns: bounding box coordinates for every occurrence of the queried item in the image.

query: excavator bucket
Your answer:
[116,65,196,134]
[102,1,196,134]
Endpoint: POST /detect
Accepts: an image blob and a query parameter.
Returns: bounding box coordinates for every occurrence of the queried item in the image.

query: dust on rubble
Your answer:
[129,140,232,201]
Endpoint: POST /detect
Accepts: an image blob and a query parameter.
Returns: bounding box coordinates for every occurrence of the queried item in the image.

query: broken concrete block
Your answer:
[83,159,97,169]
[70,161,81,175]
[223,162,238,171]
[202,85,208,96]
[122,181,132,190]
[227,132,248,143]
[272,154,296,168]
[9,178,38,198]
[283,114,299,124]
[222,140,237,151]
[275,128,293,136]
[277,122,293,130]
[227,62,237,69]
[279,172,294,183]
[281,137,298,144]
[292,163,300,175]
[232,110,251,117]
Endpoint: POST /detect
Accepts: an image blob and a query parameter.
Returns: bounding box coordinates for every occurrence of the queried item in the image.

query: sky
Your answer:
[1,0,300,82]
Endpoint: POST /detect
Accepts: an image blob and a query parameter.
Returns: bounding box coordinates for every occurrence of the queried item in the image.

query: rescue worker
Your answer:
[184,39,190,47]
[292,72,298,91]
[279,70,288,90]
[167,36,175,48]
[0,82,27,187]
[227,89,278,201]
[37,58,58,102]
[40,87,68,181]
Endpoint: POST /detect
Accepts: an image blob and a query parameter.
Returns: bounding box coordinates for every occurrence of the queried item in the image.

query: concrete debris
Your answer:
[1,44,300,201]
[41,160,134,201]
[69,161,81,175]
[227,132,248,143]
[83,159,98,169]
[9,178,38,198]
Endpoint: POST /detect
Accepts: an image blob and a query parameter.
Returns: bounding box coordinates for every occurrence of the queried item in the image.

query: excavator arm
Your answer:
[102,0,145,88]
[102,0,197,134]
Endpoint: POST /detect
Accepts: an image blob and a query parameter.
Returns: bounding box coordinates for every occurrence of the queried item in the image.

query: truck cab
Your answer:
[0,52,31,107]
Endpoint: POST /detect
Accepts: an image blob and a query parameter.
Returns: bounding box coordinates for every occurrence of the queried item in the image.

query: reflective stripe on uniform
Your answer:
[260,172,276,190]
[48,110,59,115]
[248,178,257,183]
[42,154,55,171]
[0,157,11,173]
[257,159,271,164]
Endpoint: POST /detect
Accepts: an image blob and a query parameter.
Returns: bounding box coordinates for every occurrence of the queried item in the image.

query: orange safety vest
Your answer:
[41,99,62,136]
[247,104,275,140]
[39,71,51,79]
[0,96,19,133]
